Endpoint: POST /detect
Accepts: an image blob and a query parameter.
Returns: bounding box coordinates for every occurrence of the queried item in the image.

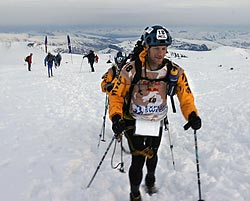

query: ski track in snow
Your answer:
[0,42,250,201]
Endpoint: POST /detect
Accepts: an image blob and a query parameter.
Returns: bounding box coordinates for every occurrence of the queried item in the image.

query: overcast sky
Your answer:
[0,0,250,29]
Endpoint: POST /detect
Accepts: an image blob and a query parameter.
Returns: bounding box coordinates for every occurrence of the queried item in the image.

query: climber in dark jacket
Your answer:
[83,50,96,72]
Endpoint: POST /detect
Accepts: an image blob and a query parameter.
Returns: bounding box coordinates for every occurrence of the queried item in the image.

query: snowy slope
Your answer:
[0,40,250,201]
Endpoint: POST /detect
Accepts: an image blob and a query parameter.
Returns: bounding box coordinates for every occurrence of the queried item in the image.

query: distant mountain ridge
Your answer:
[0,27,249,54]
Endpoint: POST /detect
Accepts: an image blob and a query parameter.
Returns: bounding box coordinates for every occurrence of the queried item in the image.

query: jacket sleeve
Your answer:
[101,69,113,93]
[108,75,130,120]
[44,57,47,65]
[176,72,198,120]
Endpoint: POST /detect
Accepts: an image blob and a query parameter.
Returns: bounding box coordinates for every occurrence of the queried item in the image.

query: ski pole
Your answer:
[170,96,176,113]
[119,137,125,173]
[193,130,205,201]
[98,94,108,147]
[111,134,125,173]
[87,135,116,188]
[164,117,175,169]
[70,53,73,64]
[79,57,84,72]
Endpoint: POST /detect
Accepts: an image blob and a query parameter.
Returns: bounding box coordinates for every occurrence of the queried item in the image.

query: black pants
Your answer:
[90,62,95,72]
[124,119,162,190]
[28,63,31,71]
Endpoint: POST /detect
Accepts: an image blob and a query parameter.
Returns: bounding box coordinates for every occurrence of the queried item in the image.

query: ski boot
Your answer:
[130,192,142,201]
[145,174,158,196]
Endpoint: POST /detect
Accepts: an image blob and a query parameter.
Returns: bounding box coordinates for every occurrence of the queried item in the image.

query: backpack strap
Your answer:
[123,58,178,117]
[123,59,142,118]
[111,65,117,81]
[165,59,178,113]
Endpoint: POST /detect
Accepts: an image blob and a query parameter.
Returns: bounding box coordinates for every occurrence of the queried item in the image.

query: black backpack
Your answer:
[48,54,55,62]
[25,56,29,62]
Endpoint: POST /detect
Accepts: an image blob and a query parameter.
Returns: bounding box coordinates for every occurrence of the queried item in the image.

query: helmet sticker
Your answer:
[145,27,154,34]
[156,29,168,40]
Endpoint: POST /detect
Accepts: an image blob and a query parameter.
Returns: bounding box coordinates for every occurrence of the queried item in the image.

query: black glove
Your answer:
[184,111,202,130]
[105,83,114,92]
[112,114,126,136]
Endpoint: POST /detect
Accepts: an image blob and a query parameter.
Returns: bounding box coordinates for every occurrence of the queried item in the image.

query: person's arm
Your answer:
[176,72,198,120]
[101,69,114,93]
[44,57,47,66]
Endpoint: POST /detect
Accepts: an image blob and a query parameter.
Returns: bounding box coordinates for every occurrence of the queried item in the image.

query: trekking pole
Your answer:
[119,137,125,173]
[70,53,73,64]
[193,130,205,201]
[98,95,108,147]
[111,134,125,173]
[184,121,204,201]
[164,117,175,169]
[170,96,176,113]
[79,57,84,72]
[87,135,116,188]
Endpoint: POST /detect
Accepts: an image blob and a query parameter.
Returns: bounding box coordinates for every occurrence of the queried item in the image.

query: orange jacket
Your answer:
[109,49,198,121]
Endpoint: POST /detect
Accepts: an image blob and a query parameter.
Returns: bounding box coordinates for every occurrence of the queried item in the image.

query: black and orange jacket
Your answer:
[109,49,198,122]
[101,64,119,93]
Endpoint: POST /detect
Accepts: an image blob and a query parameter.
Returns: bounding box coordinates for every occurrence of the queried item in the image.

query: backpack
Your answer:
[95,55,99,63]
[25,56,29,62]
[47,54,54,62]
[123,58,178,116]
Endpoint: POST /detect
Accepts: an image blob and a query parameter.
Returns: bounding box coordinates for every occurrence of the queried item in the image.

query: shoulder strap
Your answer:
[123,58,178,115]
[165,59,178,113]
[111,65,117,81]
[123,59,142,117]
[132,58,142,85]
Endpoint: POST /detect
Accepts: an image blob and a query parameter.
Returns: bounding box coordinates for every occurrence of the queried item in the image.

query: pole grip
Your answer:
[184,122,191,130]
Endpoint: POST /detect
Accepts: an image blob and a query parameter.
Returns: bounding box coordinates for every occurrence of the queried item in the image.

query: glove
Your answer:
[105,83,114,92]
[112,114,126,136]
[186,111,202,130]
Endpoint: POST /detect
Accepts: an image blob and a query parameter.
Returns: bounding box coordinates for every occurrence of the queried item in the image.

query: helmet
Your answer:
[143,25,172,47]
[115,51,125,64]
[114,51,125,69]
[116,51,123,58]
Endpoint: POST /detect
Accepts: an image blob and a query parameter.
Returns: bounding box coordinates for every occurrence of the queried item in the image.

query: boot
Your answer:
[145,174,157,195]
[130,184,141,201]
[130,192,141,201]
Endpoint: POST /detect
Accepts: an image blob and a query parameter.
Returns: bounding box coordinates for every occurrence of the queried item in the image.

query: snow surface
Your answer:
[0,40,250,201]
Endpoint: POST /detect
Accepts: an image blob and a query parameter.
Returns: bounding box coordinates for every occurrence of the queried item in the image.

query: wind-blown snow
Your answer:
[0,41,250,201]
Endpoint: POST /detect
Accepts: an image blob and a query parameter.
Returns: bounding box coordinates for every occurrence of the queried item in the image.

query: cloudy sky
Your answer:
[0,0,250,29]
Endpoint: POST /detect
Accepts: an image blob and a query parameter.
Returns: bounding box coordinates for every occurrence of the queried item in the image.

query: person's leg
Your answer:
[145,153,158,187]
[48,64,52,77]
[145,134,162,189]
[90,62,95,72]
[48,67,50,77]
[124,120,146,199]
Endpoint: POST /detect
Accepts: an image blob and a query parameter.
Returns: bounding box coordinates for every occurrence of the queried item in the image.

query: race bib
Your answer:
[135,119,161,137]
